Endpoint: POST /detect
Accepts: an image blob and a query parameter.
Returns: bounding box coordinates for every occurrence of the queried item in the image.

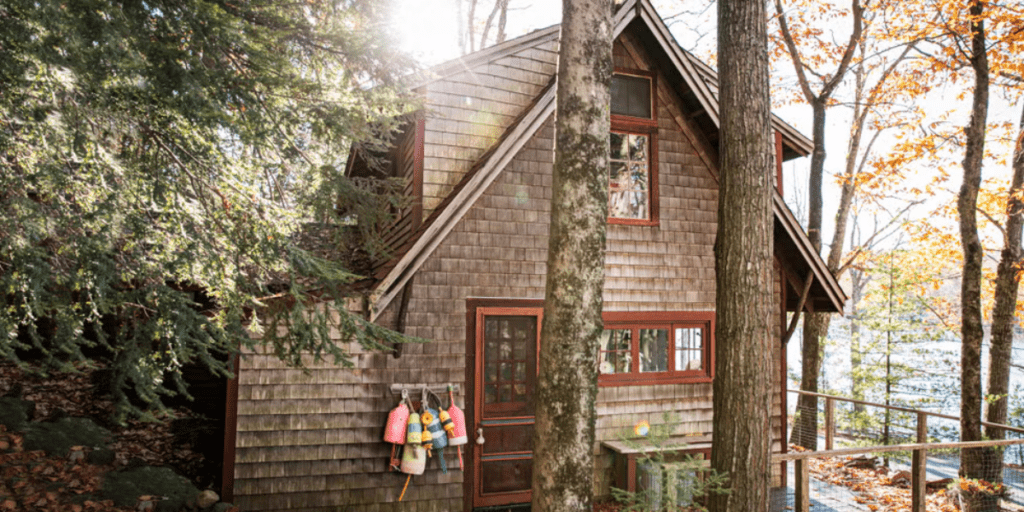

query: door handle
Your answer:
[476,428,485,445]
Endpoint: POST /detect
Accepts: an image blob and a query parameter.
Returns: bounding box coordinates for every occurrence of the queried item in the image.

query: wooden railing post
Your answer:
[795,458,810,512]
[825,397,834,451]
[911,412,927,512]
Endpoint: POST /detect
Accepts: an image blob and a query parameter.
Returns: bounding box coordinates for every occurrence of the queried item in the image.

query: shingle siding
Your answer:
[232,33,789,512]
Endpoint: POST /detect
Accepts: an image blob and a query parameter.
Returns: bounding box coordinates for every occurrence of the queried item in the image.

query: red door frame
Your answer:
[464,298,544,511]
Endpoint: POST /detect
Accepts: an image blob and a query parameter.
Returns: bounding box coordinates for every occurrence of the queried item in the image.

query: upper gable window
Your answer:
[611,74,653,119]
[609,70,658,225]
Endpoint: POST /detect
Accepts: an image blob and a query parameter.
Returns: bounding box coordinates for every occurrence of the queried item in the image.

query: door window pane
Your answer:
[483,315,536,404]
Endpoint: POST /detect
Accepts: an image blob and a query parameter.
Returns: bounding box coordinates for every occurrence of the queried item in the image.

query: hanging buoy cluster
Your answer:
[384,385,468,502]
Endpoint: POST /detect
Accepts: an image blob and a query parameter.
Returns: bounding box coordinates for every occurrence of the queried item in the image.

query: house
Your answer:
[220,0,847,510]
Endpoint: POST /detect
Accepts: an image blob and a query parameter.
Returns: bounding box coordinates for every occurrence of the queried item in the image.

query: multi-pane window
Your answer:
[483,315,534,405]
[598,313,714,385]
[609,71,657,224]
[609,132,651,220]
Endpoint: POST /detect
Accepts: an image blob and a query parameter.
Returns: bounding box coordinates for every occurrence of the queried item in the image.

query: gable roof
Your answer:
[367,0,845,320]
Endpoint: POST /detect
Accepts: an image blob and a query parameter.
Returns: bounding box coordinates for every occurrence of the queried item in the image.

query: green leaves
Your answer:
[1,0,421,419]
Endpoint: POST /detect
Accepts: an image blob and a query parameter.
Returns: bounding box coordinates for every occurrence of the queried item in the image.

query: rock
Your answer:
[23,417,111,457]
[0,397,35,431]
[102,466,200,512]
[927,477,956,491]
[69,445,87,463]
[87,448,116,466]
[890,470,912,487]
[844,456,878,469]
[195,490,219,509]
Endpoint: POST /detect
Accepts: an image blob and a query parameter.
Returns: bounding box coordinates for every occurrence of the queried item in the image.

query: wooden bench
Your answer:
[602,435,712,493]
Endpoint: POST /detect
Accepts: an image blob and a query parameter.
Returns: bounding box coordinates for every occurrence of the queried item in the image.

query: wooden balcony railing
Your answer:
[778,389,1024,512]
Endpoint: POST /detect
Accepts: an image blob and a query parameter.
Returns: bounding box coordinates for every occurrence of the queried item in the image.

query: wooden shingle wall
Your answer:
[377,125,420,268]
[231,299,468,512]
[420,39,558,218]
[234,33,792,511]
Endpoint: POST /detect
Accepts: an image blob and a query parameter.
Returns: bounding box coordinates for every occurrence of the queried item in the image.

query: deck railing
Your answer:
[776,390,1024,512]
[789,389,1024,451]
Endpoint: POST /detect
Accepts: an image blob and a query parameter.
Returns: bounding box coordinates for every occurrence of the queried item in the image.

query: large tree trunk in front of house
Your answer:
[982,101,1024,483]
[708,0,775,510]
[530,0,612,510]
[958,0,990,485]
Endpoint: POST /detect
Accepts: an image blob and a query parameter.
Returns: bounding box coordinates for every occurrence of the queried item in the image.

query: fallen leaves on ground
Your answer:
[803,446,961,512]
[0,363,211,511]
[0,425,131,512]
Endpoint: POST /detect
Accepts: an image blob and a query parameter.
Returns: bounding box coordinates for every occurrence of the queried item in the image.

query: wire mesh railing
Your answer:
[775,390,1024,512]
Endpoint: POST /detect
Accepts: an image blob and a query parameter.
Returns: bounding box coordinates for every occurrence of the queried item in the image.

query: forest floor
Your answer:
[0,362,226,512]
[797,448,1019,512]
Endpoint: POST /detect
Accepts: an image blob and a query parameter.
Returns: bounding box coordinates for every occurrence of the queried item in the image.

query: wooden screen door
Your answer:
[470,306,542,509]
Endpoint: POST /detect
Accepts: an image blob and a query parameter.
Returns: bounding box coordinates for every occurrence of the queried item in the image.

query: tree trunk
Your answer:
[791,313,830,449]
[530,0,612,510]
[709,0,774,510]
[958,0,989,483]
[849,267,866,415]
[496,0,509,44]
[480,0,505,50]
[981,98,1024,482]
[466,0,478,52]
[774,0,862,449]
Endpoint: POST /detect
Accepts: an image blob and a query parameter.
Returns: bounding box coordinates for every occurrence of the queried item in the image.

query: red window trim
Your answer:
[609,69,659,226]
[612,68,658,124]
[608,123,659,226]
[598,311,715,386]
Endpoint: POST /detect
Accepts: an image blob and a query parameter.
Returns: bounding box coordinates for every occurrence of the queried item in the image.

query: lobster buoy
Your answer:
[419,426,433,456]
[400,411,425,475]
[446,384,468,470]
[424,390,450,473]
[398,408,426,501]
[384,390,410,471]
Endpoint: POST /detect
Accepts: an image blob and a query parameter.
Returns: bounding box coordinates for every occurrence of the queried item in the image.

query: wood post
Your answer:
[911,412,928,512]
[795,458,810,512]
[825,397,834,451]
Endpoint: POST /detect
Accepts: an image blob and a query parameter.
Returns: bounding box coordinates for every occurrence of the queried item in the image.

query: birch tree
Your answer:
[530,0,611,509]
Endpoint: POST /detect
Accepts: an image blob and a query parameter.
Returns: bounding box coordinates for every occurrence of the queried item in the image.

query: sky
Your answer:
[393,0,562,66]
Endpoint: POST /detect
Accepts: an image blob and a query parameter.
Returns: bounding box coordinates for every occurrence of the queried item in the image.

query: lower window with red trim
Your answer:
[598,312,714,385]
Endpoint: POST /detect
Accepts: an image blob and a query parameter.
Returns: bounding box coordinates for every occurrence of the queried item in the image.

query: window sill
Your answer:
[608,217,659,227]
[598,373,712,387]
